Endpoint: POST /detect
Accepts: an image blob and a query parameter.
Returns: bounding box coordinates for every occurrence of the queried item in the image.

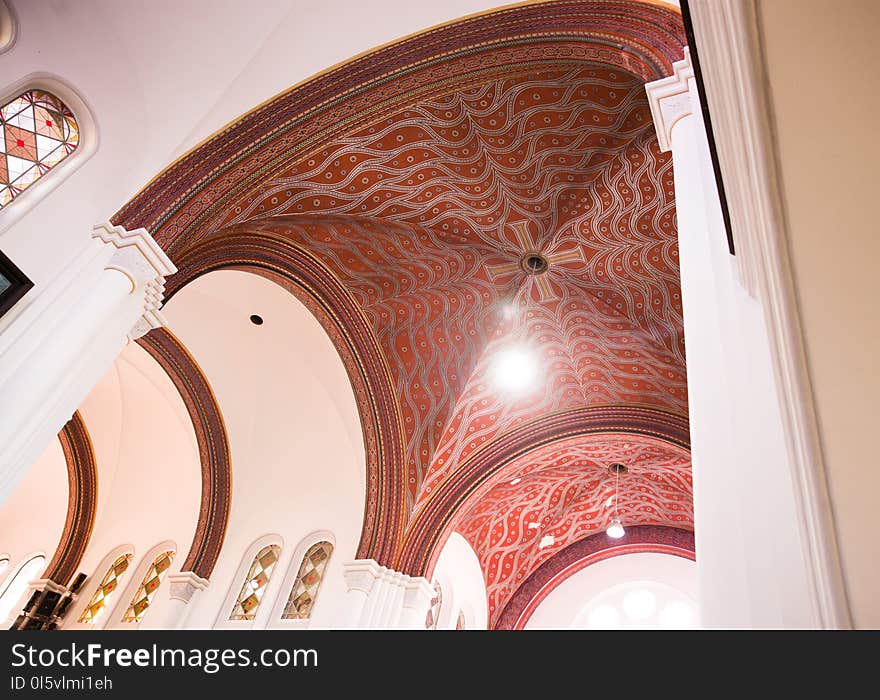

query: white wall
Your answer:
[663,73,814,627]
[431,532,488,630]
[0,0,506,331]
[757,0,880,628]
[0,436,66,573]
[63,342,202,629]
[160,270,365,629]
[526,553,697,629]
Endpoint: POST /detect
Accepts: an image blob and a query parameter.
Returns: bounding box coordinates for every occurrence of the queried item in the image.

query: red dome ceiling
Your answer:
[115,1,690,597]
[453,433,692,625]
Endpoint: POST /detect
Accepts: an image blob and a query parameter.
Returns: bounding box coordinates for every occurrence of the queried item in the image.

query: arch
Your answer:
[267,530,336,628]
[42,411,97,587]
[162,229,406,566]
[0,0,17,54]
[64,543,135,629]
[109,0,687,571]
[109,540,176,628]
[494,525,695,630]
[401,405,690,576]
[136,327,231,580]
[0,73,98,235]
[277,535,335,624]
[214,533,284,629]
[0,551,45,625]
[112,1,684,253]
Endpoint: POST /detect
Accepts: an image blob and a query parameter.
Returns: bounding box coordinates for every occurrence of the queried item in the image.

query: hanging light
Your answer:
[606,463,626,539]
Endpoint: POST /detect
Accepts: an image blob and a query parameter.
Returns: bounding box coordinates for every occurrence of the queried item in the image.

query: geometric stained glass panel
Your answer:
[0,90,79,209]
[120,550,174,623]
[229,544,281,621]
[281,541,333,620]
[78,553,132,624]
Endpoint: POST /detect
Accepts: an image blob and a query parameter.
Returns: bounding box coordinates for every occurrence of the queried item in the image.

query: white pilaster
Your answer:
[150,572,209,630]
[0,222,175,504]
[342,560,434,629]
[646,49,830,628]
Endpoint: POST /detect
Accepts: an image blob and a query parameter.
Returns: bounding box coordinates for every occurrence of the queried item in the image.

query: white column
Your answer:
[342,560,434,629]
[646,50,816,627]
[0,222,175,503]
[150,572,209,630]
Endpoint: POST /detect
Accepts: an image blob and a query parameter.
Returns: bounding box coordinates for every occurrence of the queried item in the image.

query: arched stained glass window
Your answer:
[456,610,466,630]
[0,554,45,623]
[78,554,132,624]
[1,90,79,209]
[425,581,442,630]
[120,550,174,623]
[229,544,281,621]
[282,541,333,620]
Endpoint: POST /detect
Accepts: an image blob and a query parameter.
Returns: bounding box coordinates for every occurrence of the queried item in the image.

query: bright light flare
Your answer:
[491,345,539,395]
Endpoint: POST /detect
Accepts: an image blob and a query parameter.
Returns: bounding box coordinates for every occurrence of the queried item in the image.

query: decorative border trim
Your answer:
[162,227,408,567]
[136,328,231,579]
[494,525,694,629]
[399,405,690,575]
[44,411,97,587]
[687,0,851,628]
[111,1,685,254]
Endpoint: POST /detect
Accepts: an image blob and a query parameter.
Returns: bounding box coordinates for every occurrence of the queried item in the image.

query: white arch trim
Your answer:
[0,550,46,626]
[63,543,135,630]
[214,533,285,630]
[106,539,176,630]
[266,529,336,630]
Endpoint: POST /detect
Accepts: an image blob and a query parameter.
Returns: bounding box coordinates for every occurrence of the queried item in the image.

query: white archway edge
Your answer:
[525,553,698,630]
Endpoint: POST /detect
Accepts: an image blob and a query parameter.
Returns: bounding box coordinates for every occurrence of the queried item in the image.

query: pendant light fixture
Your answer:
[606,463,626,539]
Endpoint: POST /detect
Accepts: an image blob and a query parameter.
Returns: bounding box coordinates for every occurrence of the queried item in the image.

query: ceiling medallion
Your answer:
[520,252,550,276]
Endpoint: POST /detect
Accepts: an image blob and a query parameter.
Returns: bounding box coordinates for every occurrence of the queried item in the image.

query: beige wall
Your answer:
[757,0,880,627]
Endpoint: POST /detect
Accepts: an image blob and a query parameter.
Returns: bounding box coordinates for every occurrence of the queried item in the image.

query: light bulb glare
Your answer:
[606,517,625,539]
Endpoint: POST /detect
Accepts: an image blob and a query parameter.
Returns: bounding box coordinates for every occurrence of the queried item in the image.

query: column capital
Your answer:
[342,559,385,594]
[167,571,210,603]
[401,576,434,611]
[645,47,695,152]
[92,221,177,339]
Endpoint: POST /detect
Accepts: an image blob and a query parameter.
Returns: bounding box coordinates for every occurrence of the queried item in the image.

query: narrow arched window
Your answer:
[120,550,173,623]
[456,610,466,630]
[229,544,281,621]
[1,90,79,209]
[0,554,45,623]
[425,581,442,629]
[282,541,333,620]
[78,554,132,624]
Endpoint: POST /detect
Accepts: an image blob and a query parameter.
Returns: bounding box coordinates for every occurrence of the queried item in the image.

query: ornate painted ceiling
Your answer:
[114,0,690,610]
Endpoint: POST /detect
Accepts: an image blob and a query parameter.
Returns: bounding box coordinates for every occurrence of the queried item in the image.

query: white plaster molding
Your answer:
[92,221,176,339]
[342,559,384,594]
[402,577,434,612]
[687,0,851,628]
[168,572,209,604]
[28,578,67,596]
[645,47,695,153]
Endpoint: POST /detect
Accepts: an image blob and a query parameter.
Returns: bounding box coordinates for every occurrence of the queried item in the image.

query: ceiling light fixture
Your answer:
[509,477,522,486]
[606,462,626,539]
[491,345,539,395]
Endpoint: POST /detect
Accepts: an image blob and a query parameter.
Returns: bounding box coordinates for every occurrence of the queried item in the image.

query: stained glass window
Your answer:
[229,544,281,621]
[1,90,79,209]
[456,610,466,630]
[282,541,333,620]
[425,582,442,630]
[120,550,174,623]
[78,554,132,624]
